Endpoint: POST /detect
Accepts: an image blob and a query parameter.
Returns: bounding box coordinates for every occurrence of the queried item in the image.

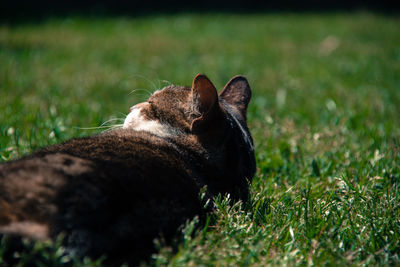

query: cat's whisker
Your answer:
[100,124,124,133]
[128,74,159,92]
[75,118,125,132]
[128,88,153,97]
[75,125,119,130]
[99,118,125,127]
[108,123,124,128]
[117,112,128,117]
[156,80,160,89]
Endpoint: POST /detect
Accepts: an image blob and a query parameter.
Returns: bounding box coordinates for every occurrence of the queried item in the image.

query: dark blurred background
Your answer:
[1,0,399,23]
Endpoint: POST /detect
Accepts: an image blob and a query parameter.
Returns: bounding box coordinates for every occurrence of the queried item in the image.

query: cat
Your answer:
[0,74,256,266]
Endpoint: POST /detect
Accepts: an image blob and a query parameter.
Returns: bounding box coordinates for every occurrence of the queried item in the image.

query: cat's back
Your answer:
[0,128,202,205]
[0,129,197,190]
[0,129,203,265]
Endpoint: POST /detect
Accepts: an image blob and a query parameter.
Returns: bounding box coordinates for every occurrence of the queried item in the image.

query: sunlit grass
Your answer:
[1,12,399,266]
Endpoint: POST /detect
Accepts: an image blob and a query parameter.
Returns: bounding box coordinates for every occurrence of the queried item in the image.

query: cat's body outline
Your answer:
[0,74,256,265]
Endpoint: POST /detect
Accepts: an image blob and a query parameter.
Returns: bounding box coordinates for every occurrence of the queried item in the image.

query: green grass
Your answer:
[1,12,400,266]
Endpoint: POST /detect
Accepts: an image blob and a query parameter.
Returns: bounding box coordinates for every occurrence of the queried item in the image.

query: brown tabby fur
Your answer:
[0,74,256,266]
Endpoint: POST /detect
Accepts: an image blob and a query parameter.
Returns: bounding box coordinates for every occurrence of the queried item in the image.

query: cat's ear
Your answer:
[219,75,252,119]
[191,74,220,133]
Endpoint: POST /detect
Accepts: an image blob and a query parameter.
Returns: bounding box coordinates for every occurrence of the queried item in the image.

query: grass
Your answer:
[1,11,400,266]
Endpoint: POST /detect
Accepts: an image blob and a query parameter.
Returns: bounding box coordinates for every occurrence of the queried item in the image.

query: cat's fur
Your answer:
[0,74,256,265]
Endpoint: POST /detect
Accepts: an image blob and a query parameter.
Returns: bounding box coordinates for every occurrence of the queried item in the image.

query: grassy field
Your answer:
[1,12,400,266]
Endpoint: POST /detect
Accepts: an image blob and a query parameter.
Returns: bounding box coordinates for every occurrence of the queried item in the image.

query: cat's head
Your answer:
[123,74,256,201]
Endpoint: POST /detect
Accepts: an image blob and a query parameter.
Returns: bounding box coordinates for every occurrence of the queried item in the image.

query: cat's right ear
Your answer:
[190,74,220,133]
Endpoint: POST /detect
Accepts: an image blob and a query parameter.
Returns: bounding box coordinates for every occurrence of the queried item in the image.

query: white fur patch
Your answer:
[123,106,172,138]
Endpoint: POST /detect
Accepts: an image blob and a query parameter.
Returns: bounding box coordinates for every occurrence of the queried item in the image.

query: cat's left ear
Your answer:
[191,74,220,133]
[219,75,252,120]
